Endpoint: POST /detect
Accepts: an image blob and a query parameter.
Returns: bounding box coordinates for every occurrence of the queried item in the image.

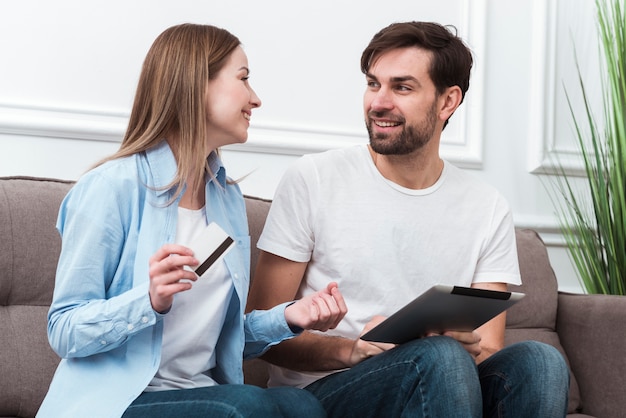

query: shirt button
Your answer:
[100,340,107,345]
[127,324,134,331]
[234,273,239,279]
[141,316,149,323]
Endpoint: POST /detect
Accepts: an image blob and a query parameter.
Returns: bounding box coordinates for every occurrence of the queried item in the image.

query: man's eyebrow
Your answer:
[365,73,419,84]
[390,75,419,84]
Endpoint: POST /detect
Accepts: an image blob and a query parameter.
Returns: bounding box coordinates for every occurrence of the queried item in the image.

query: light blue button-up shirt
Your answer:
[37,141,296,418]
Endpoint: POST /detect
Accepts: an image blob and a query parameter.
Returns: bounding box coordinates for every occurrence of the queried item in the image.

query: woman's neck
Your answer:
[179,182,206,210]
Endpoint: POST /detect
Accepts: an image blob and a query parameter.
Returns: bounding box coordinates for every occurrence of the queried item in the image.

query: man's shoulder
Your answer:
[442,162,510,211]
[293,145,367,174]
[445,162,499,193]
[303,144,365,162]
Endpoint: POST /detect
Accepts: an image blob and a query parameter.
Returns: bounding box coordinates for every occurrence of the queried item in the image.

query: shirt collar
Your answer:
[207,151,227,188]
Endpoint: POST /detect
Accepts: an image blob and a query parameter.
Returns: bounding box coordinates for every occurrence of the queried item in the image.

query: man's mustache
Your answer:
[367,111,405,123]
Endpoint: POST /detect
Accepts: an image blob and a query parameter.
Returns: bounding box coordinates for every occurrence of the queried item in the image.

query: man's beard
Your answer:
[366,104,438,155]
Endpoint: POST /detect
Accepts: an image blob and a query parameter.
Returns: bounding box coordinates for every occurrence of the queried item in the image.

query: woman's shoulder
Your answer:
[71,155,142,197]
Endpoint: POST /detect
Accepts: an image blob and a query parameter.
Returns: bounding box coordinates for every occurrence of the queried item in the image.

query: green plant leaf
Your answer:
[547,0,626,295]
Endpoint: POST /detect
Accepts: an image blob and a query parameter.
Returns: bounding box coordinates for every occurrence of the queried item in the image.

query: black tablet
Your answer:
[360,284,525,344]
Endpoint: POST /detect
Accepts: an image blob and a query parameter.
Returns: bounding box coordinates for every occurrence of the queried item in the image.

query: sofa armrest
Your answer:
[557,292,626,417]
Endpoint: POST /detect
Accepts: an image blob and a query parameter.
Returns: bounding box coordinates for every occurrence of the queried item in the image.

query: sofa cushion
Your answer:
[505,229,581,414]
[0,176,71,417]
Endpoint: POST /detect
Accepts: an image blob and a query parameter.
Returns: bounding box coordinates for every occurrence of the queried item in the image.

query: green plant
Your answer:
[551,0,625,294]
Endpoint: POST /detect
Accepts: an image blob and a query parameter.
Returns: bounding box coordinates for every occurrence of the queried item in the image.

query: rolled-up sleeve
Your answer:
[243,301,300,359]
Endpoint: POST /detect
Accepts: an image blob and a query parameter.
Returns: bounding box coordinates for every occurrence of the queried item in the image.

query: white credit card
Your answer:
[185,222,235,277]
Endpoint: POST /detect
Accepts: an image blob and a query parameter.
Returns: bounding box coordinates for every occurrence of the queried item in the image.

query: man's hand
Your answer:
[148,244,199,313]
[428,330,482,359]
[284,282,348,332]
[348,315,396,366]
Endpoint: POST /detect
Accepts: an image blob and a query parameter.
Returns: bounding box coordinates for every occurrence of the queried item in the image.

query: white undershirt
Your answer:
[146,206,234,391]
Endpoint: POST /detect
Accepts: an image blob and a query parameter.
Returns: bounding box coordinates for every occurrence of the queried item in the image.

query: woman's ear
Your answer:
[437,86,463,123]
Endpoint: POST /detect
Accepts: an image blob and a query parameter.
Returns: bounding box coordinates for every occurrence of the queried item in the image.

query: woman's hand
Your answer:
[148,244,199,313]
[284,282,348,332]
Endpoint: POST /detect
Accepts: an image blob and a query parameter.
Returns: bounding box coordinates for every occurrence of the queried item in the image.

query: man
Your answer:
[247,21,569,417]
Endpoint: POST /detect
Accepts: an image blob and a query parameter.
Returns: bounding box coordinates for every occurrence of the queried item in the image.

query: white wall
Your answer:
[0,0,600,293]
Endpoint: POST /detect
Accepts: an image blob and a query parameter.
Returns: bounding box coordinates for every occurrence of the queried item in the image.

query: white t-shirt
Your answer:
[257,145,521,388]
[147,206,234,391]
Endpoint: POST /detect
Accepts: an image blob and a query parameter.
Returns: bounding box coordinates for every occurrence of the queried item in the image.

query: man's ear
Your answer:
[438,86,463,122]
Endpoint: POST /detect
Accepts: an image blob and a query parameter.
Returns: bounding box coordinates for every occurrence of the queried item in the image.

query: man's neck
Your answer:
[368,145,444,190]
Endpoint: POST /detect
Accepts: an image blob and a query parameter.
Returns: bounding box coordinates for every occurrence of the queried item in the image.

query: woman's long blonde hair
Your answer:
[95,23,240,201]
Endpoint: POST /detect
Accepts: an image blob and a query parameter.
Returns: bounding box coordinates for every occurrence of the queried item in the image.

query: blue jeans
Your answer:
[305,337,569,418]
[122,384,326,418]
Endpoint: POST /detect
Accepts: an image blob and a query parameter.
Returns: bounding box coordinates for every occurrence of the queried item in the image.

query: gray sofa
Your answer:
[1,176,625,418]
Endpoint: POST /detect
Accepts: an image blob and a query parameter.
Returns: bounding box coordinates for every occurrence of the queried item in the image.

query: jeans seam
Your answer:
[125,399,242,417]
[480,371,510,418]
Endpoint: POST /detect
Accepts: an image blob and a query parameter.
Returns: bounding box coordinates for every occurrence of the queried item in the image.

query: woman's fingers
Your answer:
[148,244,199,313]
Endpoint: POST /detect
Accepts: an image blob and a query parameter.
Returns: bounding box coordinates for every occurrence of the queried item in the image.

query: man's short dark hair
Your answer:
[361,21,473,105]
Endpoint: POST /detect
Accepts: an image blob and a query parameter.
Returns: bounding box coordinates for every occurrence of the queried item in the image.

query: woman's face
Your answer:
[204,46,261,149]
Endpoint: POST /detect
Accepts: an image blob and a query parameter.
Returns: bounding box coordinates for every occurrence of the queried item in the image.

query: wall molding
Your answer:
[0,98,484,170]
[527,0,588,177]
[0,104,127,143]
[0,0,489,170]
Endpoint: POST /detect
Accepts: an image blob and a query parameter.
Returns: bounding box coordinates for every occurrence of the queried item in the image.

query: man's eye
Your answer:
[367,81,379,88]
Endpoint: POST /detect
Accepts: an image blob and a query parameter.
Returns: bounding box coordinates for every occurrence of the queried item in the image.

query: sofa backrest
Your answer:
[0,176,73,418]
[505,229,581,413]
[0,176,581,416]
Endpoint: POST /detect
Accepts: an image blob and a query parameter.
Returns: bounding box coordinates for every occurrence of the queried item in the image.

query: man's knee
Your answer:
[481,340,570,398]
[512,341,569,385]
[399,335,476,368]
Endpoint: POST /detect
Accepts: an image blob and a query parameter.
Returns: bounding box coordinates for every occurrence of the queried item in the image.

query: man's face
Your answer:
[363,47,440,155]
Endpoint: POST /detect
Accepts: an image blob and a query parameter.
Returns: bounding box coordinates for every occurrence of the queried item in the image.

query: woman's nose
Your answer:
[250,88,261,108]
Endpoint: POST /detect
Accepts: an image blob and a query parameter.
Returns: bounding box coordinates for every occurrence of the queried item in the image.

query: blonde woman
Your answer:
[37,23,346,418]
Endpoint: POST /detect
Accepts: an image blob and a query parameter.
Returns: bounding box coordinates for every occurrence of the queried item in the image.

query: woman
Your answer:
[37,23,346,418]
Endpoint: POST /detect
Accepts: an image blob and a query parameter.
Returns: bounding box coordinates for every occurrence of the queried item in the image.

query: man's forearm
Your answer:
[261,331,354,372]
